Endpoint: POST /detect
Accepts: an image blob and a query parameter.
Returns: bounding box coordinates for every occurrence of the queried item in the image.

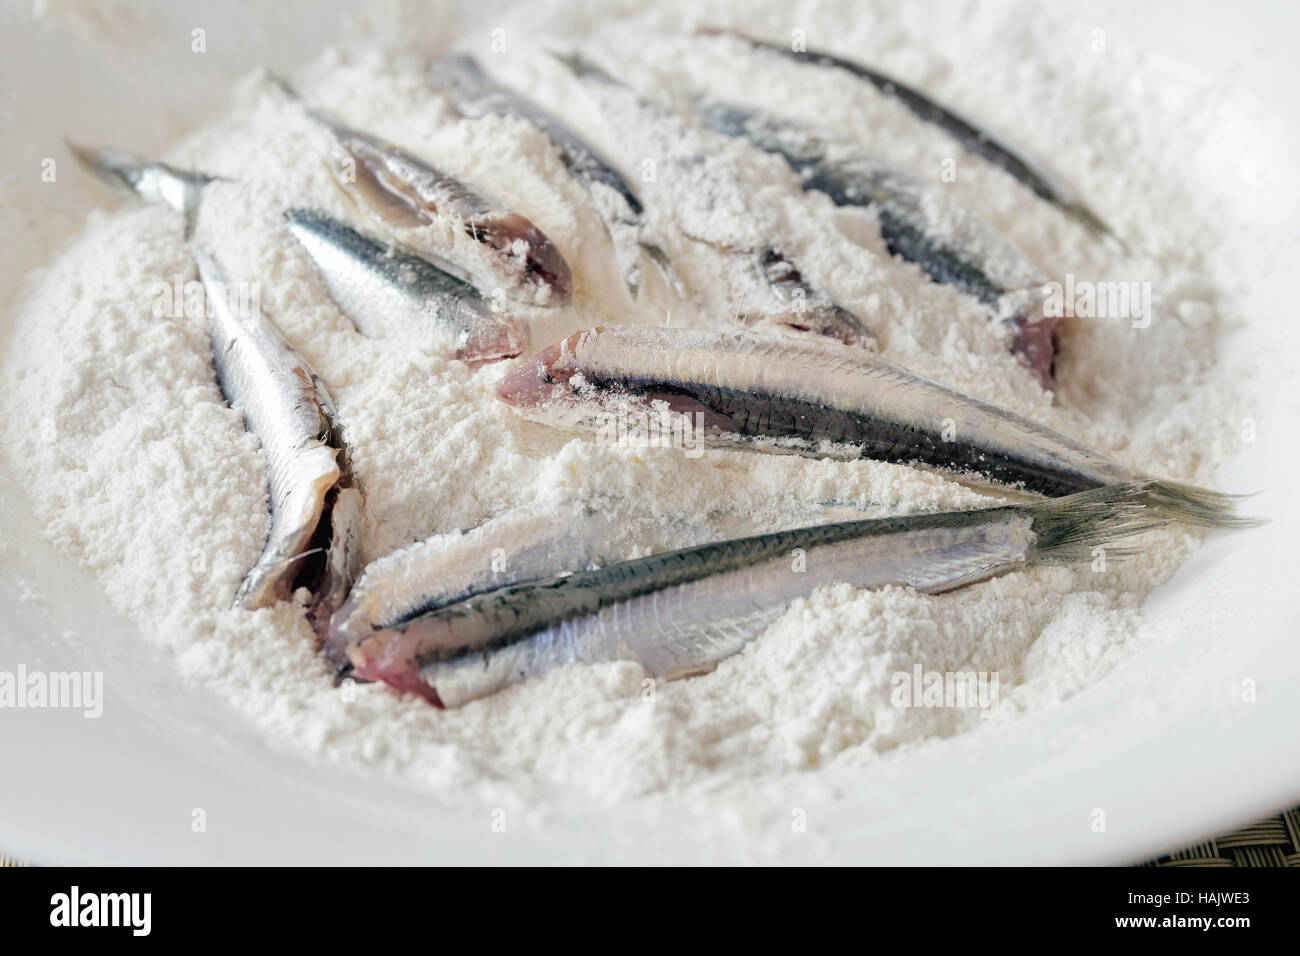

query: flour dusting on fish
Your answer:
[496,326,1251,527]
[554,52,875,348]
[271,75,572,307]
[345,483,1167,707]
[701,28,1122,246]
[430,53,678,299]
[197,249,361,624]
[69,144,363,631]
[695,98,1057,384]
[284,209,526,361]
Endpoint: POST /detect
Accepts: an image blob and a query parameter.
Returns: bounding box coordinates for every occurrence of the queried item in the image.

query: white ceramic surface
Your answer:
[1,0,1297,864]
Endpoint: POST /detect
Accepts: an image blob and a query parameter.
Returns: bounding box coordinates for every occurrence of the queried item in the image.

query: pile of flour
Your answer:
[1,0,1252,810]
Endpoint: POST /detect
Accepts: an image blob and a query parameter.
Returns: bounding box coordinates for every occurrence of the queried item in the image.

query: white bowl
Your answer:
[1,0,1297,864]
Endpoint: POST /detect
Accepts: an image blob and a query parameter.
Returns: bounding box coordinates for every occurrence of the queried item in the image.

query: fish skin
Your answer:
[69,144,362,628]
[284,209,527,362]
[495,326,1250,528]
[553,51,874,347]
[324,502,622,673]
[270,75,572,307]
[695,98,1058,385]
[346,483,1166,707]
[430,54,644,216]
[701,28,1122,246]
[429,53,676,299]
[755,248,877,349]
[196,248,361,619]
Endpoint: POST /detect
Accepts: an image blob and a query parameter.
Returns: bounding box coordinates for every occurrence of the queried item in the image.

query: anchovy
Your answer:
[271,76,572,307]
[326,502,622,673]
[702,28,1120,244]
[69,144,362,629]
[429,53,677,298]
[284,209,526,361]
[495,326,1248,527]
[198,248,362,622]
[554,52,875,348]
[345,483,1166,707]
[695,98,1057,385]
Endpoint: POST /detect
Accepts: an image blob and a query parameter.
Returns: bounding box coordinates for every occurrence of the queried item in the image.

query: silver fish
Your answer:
[198,248,362,622]
[695,98,1058,385]
[326,501,755,670]
[284,209,527,361]
[429,53,677,298]
[554,52,876,349]
[701,28,1121,245]
[495,326,1249,527]
[69,144,362,629]
[345,483,1166,707]
[325,502,622,673]
[272,76,572,307]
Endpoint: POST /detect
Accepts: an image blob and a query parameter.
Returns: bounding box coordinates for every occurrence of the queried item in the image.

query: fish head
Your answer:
[458,316,529,363]
[485,214,574,306]
[494,338,581,407]
[1008,312,1059,389]
[347,626,445,706]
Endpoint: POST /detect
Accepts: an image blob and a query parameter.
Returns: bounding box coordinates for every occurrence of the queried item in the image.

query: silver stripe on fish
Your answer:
[270,75,573,308]
[197,248,361,622]
[700,28,1122,246]
[345,483,1167,707]
[325,502,621,672]
[284,208,527,361]
[429,53,679,299]
[694,98,1057,385]
[552,51,876,349]
[496,326,1250,527]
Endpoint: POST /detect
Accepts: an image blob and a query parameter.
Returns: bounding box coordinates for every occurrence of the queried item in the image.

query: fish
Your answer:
[429,53,678,299]
[495,326,1250,527]
[344,482,1167,707]
[197,248,363,623]
[270,75,572,307]
[69,144,362,629]
[694,98,1058,385]
[701,28,1121,245]
[553,52,876,349]
[284,208,527,361]
[325,502,624,674]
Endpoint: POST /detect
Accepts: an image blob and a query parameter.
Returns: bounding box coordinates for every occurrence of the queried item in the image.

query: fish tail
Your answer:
[1141,479,1263,529]
[66,141,215,239]
[1025,481,1169,564]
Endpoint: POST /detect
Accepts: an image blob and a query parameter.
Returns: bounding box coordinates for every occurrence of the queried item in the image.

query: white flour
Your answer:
[1,0,1252,814]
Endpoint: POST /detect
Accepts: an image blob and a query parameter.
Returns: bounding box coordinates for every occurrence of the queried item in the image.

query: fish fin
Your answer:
[263,70,302,103]
[548,49,608,83]
[1142,479,1264,529]
[1025,482,1169,564]
[640,241,687,298]
[634,609,783,682]
[1059,200,1128,252]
